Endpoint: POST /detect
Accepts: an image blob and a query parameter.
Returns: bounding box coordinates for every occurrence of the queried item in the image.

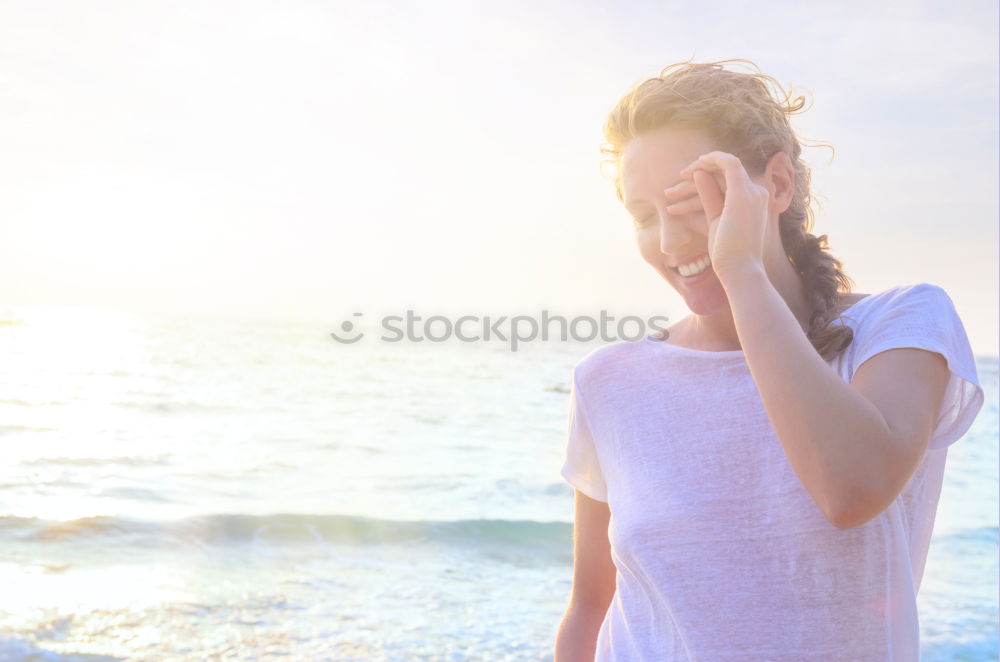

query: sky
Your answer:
[1,0,997,355]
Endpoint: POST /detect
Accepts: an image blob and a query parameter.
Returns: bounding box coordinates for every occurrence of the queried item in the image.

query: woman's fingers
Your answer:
[665,152,758,221]
[663,169,726,220]
[662,179,699,202]
[663,179,709,216]
[679,151,747,188]
[664,194,703,216]
[680,152,767,204]
[692,169,725,222]
[664,198,701,215]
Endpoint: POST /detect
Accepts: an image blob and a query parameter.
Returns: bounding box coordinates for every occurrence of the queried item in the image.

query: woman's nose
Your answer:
[658,212,690,255]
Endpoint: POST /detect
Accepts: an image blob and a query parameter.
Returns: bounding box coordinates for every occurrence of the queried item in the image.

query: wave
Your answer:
[0,398,69,407]
[0,637,123,662]
[19,454,171,468]
[109,399,245,414]
[0,512,573,555]
[934,525,999,545]
[0,424,58,434]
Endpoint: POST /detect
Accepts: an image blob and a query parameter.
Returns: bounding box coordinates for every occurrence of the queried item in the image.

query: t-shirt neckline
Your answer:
[644,292,876,358]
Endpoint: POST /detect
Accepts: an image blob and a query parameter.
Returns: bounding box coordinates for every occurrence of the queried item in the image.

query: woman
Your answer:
[554,59,984,661]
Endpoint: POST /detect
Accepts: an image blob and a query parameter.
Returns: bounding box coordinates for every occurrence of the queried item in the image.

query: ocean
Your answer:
[1,305,996,661]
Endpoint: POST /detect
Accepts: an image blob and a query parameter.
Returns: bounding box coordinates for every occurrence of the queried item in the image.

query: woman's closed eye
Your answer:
[633,206,703,229]
[633,214,655,228]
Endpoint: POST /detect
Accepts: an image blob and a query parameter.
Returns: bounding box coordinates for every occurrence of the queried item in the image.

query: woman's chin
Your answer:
[668,270,729,314]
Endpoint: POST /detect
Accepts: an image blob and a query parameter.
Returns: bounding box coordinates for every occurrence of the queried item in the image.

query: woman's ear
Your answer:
[763,151,795,215]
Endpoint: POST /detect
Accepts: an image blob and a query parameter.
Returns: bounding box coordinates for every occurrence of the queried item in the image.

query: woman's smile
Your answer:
[672,253,712,277]
[672,258,718,288]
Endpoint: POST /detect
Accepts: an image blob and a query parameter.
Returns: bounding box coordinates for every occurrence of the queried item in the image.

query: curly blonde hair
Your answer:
[600,57,855,361]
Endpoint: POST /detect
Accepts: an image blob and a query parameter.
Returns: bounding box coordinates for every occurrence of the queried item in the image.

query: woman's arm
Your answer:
[555,604,606,662]
[554,489,615,660]
[671,151,951,530]
[724,266,950,529]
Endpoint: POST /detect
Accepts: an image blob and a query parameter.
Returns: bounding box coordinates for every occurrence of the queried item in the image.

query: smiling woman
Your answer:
[604,60,854,358]
[553,59,985,662]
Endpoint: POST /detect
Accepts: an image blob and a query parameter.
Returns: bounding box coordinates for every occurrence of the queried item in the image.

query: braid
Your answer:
[784,227,855,361]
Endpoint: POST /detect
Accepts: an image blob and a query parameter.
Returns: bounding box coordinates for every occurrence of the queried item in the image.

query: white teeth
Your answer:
[678,256,711,277]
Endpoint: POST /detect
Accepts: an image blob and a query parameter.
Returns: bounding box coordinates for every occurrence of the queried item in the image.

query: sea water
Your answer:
[0,306,996,661]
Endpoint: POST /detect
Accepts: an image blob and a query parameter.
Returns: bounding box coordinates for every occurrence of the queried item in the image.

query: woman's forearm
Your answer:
[554,603,606,662]
[723,265,896,527]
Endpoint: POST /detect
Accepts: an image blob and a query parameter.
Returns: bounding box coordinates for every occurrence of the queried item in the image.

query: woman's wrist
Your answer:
[716,261,768,295]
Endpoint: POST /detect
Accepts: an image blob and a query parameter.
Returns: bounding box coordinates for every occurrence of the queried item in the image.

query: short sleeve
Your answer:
[559,368,609,502]
[852,283,985,451]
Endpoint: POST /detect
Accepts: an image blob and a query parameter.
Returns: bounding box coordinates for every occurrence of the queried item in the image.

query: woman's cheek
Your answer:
[635,229,661,263]
[638,238,675,282]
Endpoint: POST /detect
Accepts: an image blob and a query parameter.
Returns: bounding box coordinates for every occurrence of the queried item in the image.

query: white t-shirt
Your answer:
[560,283,984,662]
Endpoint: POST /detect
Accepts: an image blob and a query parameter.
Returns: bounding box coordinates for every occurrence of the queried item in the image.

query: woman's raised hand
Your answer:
[662,152,769,284]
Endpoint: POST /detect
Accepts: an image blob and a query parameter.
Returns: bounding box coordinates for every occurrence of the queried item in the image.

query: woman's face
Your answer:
[620,125,731,316]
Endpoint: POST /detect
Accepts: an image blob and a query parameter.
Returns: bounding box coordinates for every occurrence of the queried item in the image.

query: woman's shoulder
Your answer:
[572,338,655,385]
[835,291,871,314]
[841,282,952,316]
[835,283,960,341]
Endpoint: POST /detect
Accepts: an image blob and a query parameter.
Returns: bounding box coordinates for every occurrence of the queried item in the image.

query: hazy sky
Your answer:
[1,0,997,354]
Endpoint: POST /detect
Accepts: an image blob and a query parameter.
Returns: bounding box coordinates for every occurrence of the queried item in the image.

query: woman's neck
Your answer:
[676,257,810,352]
